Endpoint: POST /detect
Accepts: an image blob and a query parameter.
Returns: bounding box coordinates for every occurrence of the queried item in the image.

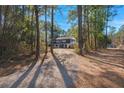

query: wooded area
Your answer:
[0,5,124,88]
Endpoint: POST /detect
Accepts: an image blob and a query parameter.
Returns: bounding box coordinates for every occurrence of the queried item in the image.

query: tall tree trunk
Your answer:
[31,7,34,53]
[51,6,54,54]
[86,6,90,50]
[0,6,2,32]
[0,6,2,56]
[34,6,40,61]
[45,5,48,54]
[0,6,1,42]
[105,6,109,48]
[77,5,83,55]
[22,5,25,21]
[84,5,88,52]
[94,8,97,50]
[90,18,93,49]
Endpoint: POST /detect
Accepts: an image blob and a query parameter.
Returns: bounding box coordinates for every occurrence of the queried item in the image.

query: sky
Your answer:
[40,5,75,31]
[41,5,124,32]
[54,5,76,31]
[108,6,124,32]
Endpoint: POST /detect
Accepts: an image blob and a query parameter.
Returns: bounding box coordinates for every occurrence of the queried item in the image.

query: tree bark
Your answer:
[77,5,83,55]
[0,6,2,56]
[86,6,90,50]
[105,6,109,48]
[31,7,34,53]
[45,5,48,54]
[0,6,2,28]
[94,7,97,50]
[51,6,54,54]
[34,5,40,61]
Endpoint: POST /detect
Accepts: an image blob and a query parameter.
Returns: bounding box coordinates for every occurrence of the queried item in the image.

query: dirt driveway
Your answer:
[0,49,124,88]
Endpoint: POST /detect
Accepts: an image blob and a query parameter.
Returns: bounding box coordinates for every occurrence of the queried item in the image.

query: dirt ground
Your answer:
[0,49,124,88]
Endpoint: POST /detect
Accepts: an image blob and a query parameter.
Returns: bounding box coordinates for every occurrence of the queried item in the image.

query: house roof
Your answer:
[56,37,75,40]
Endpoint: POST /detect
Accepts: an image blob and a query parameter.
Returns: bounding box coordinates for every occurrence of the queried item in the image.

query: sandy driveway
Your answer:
[0,49,124,88]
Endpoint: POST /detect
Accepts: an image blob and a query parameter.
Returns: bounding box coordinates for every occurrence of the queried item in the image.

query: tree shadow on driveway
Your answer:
[52,53,75,88]
[10,61,36,88]
[28,54,47,88]
[10,54,47,88]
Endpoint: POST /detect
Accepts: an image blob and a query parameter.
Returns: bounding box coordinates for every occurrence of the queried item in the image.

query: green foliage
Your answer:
[66,26,78,41]
[67,5,117,51]
[73,43,80,54]
[0,5,36,58]
[0,5,118,58]
[112,24,124,46]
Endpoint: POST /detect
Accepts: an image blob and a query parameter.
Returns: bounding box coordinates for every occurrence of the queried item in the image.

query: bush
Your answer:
[74,43,80,54]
